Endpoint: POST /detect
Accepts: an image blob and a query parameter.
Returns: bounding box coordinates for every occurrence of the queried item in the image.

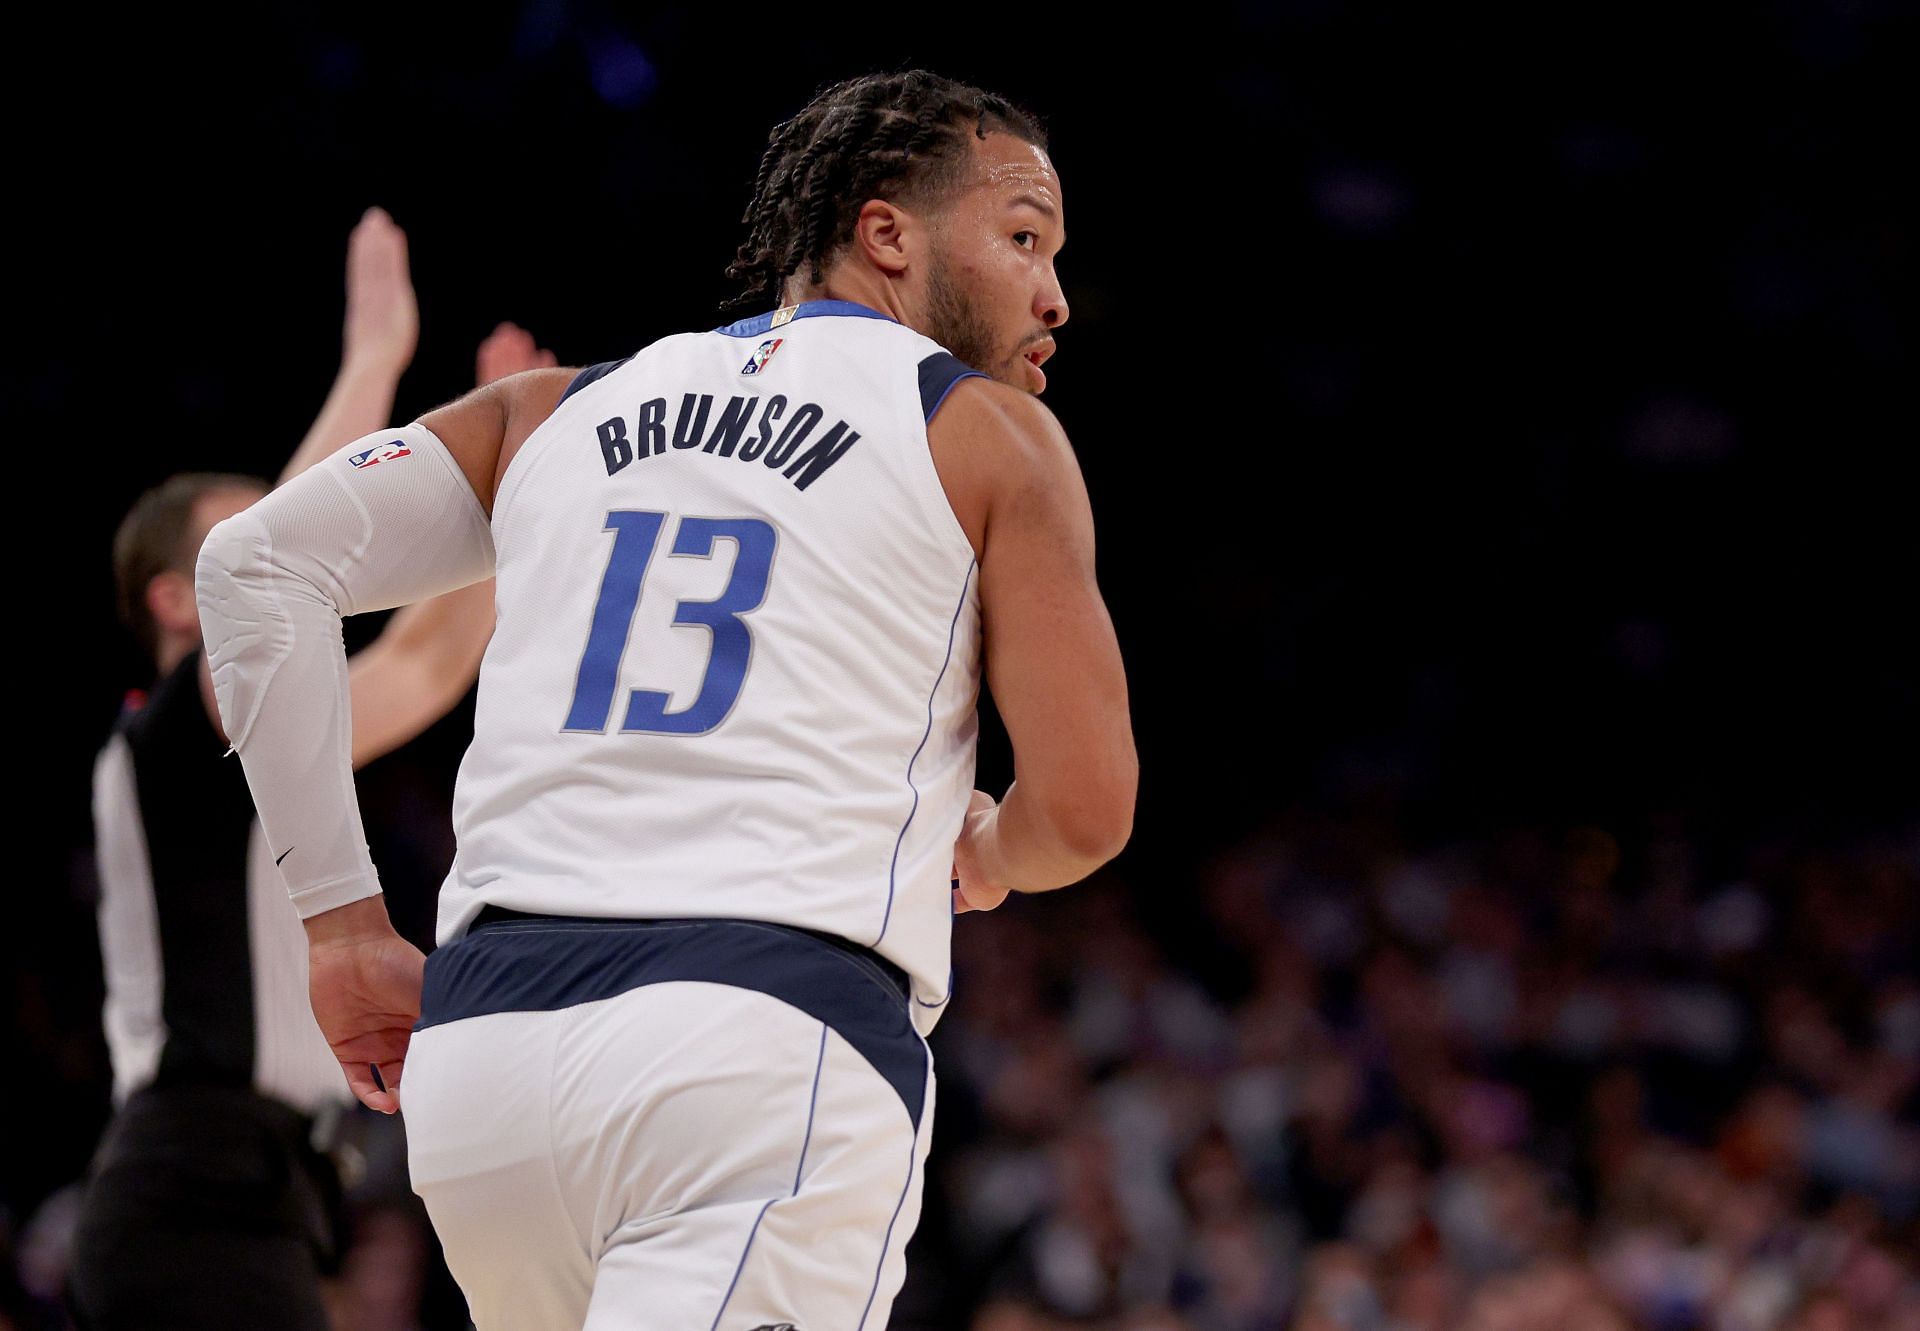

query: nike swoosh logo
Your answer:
[275,847,295,866]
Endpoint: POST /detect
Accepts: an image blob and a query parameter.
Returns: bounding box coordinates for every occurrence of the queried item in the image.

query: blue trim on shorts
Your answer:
[857,1059,926,1331]
[416,910,926,1128]
[712,1198,776,1331]
[793,1023,827,1194]
[709,1021,828,1330]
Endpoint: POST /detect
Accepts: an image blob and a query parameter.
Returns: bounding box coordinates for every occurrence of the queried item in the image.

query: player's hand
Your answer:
[304,896,426,1115]
[342,206,418,375]
[475,321,559,387]
[952,789,1010,914]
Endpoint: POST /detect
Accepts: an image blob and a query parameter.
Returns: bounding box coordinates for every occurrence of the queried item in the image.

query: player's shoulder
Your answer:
[546,329,706,412]
[926,377,1083,555]
[502,364,582,413]
[931,374,1073,469]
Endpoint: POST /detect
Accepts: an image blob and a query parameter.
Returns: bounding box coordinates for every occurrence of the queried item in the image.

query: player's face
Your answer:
[919,132,1067,395]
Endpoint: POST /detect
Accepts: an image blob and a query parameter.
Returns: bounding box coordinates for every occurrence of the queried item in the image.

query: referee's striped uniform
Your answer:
[72,647,349,1330]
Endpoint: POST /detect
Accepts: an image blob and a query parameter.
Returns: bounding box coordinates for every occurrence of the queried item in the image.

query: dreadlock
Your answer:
[723,70,1047,315]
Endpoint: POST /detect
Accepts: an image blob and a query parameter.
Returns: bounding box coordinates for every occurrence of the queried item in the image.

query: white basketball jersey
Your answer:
[439,300,987,1032]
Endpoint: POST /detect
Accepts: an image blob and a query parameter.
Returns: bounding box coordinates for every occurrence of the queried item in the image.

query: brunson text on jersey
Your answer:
[596,393,862,492]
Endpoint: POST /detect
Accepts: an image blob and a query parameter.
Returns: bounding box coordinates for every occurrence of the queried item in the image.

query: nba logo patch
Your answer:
[349,439,412,469]
[741,338,784,376]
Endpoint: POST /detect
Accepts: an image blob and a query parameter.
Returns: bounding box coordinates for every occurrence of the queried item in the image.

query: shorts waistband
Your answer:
[467,906,910,1003]
[423,908,927,1128]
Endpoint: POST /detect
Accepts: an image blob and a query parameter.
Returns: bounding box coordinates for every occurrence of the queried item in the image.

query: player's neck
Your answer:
[780,274,913,328]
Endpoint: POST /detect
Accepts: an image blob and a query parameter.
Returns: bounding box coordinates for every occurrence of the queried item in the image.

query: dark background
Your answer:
[6,3,1913,1327]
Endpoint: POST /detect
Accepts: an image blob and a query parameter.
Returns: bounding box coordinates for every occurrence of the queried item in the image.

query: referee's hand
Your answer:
[304,896,427,1115]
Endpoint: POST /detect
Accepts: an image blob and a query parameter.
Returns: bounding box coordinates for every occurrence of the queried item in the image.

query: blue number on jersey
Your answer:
[563,510,778,735]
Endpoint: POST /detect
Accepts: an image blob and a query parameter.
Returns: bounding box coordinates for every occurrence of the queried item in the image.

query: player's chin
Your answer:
[990,354,1045,396]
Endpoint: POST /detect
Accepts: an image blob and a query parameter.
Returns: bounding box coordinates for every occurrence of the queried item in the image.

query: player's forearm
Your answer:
[196,422,495,917]
[970,777,1133,893]
[277,356,405,488]
[196,515,382,917]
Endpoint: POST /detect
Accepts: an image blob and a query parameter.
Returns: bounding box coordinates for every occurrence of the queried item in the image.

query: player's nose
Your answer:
[1037,271,1068,330]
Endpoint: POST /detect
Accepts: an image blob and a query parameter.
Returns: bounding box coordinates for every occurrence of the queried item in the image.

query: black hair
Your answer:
[723,69,1047,315]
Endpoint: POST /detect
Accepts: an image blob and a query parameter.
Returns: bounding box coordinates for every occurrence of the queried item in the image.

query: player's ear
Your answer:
[852,199,914,278]
[146,569,199,638]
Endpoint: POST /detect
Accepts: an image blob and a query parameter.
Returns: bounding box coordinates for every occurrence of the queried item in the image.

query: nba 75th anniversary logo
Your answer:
[741,337,785,376]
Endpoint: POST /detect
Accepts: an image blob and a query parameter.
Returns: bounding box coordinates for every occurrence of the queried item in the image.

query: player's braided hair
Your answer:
[723,70,1047,314]
[113,472,268,663]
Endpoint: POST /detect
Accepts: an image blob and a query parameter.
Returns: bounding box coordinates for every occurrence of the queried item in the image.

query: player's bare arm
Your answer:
[419,363,577,516]
[933,377,1136,905]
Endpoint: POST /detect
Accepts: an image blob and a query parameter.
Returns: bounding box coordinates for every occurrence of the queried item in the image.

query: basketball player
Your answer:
[73,207,554,1329]
[195,71,1135,1329]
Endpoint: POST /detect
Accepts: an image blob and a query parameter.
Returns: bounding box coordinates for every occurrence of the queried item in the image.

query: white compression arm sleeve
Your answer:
[195,422,494,918]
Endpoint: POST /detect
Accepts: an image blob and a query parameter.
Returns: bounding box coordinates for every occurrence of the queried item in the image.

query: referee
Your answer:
[70,208,553,1330]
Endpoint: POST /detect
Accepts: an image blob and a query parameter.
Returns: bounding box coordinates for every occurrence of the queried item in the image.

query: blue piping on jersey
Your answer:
[875,557,977,952]
[713,299,899,338]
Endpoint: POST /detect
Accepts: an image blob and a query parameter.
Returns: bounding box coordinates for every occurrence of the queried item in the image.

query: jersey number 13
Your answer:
[562,509,777,735]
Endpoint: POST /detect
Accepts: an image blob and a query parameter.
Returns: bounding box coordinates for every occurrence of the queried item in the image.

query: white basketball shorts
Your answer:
[401,912,935,1331]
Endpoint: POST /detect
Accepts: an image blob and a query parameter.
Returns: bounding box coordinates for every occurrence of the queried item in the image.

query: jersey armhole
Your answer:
[557,357,632,408]
[919,352,988,424]
[492,358,631,530]
[910,356,989,564]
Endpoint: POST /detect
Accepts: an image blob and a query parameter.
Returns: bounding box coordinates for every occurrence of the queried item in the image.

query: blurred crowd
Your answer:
[6,811,1916,1331]
[905,816,1919,1331]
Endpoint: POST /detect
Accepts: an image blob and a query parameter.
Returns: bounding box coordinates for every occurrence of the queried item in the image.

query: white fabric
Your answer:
[90,734,166,1105]
[194,422,494,918]
[404,981,933,1331]
[441,310,981,1031]
[244,819,354,1111]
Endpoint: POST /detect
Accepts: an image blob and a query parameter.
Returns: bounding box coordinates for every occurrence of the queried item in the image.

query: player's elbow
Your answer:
[1041,757,1137,870]
[195,512,245,577]
[193,512,260,641]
